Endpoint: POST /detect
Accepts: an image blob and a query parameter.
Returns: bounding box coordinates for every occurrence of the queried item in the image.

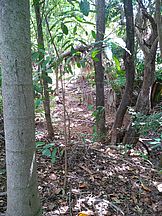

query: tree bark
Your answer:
[0,1,42,216]
[111,0,135,144]
[156,0,162,57]
[94,0,106,138]
[34,1,54,138]
[123,5,158,144]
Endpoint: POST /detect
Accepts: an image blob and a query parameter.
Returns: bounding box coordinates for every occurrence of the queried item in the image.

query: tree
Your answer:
[0,1,42,216]
[34,0,54,138]
[111,0,135,144]
[123,1,158,144]
[156,0,162,57]
[94,0,106,138]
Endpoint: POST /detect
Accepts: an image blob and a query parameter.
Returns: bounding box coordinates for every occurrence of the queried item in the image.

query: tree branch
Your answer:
[135,27,150,54]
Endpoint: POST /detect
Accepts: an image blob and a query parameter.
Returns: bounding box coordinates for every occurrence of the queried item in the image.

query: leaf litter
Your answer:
[0,76,162,216]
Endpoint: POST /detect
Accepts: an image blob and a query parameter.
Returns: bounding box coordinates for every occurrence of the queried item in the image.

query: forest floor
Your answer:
[0,75,162,216]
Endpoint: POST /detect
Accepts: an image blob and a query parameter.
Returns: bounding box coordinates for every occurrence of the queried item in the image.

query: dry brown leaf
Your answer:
[54,188,62,195]
[141,183,151,192]
[79,182,88,189]
[71,188,80,194]
[132,195,138,204]
[78,210,94,216]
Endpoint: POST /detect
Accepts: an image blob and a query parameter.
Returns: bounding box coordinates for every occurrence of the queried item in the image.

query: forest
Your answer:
[0,0,162,216]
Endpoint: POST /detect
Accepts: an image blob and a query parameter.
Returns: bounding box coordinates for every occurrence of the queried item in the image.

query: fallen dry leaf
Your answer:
[78,210,94,216]
[141,183,151,192]
[79,182,88,189]
[157,183,162,192]
[49,173,57,180]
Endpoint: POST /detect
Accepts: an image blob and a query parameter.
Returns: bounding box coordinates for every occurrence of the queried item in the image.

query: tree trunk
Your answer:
[156,0,162,57]
[123,5,158,144]
[111,0,135,144]
[156,0,162,167]
[136,56,156,113]
[94,0,106,138]
[34,1,54,138]
[0,1,42,216]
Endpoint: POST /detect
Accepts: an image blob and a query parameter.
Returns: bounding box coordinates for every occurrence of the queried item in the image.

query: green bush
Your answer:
[131,110,162,135]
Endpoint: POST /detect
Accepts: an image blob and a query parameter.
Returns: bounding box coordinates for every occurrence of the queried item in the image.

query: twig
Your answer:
[102,199,125,215]
[65,109,71,144]
[78,164,94,181]
[68,186,73,216]
[60,74,68,189]
[45,16,70,189]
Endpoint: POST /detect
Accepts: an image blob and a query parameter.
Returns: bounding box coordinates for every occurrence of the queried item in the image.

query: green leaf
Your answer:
[91,49,99,59]
[113,56,121,71]
[33,0,40,5]
[62,40,71,48]
[150,144,161,149]
[77,62,81,68]
[60,149,64,156]
[46,76,53,84]
[51,148,58,163]
[63,42,73,52]
[42,148,51,157]
[35,99,42,109]
[71,45,75,54]
[75,15,84,22]
[36,141,45,148]
[91,30,96,39]
[34,84,43,94]
[73,25,77,34]
[65,64,73,74]
[88,104,94,111]
[77,39,87,46]
[80,59,86,68]
[44,143,55,148]
[93,57,99,62]
[32,52,39,61]
[92,110,97,118]
[42,59,49,70]
[57,34,63,42]
[154,138,161,142]
[148,141,161,145]
[61,22,68,35]
[79,0,90,16]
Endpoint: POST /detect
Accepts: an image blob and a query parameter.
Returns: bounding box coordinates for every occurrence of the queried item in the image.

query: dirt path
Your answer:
[38,78,162,216]
[0,77,162,216]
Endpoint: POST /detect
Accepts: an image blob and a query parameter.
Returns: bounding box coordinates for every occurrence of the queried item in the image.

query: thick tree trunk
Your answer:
[123,56,157,144]
[94,0,106,138]
[111,0,135,144]
[0,1,42,216]
[136,57,156,113]
[123,45,157,144]
[123,5,158,144]
[34,2,54,138]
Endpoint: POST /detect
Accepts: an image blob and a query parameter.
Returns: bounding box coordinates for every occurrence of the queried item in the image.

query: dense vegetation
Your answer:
[0,0,162,216]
